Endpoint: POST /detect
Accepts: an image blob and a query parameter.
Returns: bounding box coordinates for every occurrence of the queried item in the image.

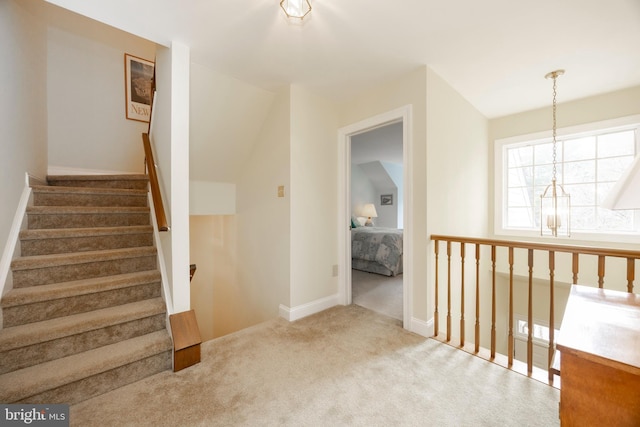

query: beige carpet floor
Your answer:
[352,269,403,321]
[70,305,559,426]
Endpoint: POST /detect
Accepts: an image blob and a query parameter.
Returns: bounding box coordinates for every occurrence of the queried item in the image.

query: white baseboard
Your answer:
[279,295,434,338]
[48,165,140,176]
[410,316,434,338]
[279,293,339,322]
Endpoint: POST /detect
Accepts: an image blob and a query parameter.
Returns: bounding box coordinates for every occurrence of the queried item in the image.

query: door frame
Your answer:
[337,105,413,330]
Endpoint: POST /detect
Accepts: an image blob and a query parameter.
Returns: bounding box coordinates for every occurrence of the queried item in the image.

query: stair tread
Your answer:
[11,246,157,270]
[47,174,148,182]
[0,298,166,351]
[27,206,150,214]
[4,174,169,402]
[20,225,153,240]
[0,330,171,402]
[2,270,161,308]
[31,185,147,196]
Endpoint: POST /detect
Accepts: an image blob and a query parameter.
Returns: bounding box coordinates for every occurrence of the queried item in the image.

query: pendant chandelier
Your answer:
[540,70,571,237]
[280,0,312,19]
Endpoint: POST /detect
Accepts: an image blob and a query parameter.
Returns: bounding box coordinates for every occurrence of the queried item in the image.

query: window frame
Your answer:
[494,115,640,243]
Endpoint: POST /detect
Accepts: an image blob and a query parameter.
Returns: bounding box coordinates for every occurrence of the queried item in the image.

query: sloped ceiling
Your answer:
[358,161,397,192]
[45,0,640,119]
[351,122,403,193]
[351,122,403,166]
[190,63,275,182]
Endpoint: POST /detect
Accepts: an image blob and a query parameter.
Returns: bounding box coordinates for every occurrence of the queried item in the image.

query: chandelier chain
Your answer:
[552,75,558,182]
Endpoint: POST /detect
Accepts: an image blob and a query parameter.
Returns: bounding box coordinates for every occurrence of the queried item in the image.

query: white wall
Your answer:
[189,62,275,183]
[350,164,376,222]
[235,88,291,326]
[189,181,235,215]
[289,85,340,307]
[0,0,48,291]
[426,67,489,339]
[381,161,403,228]
[356,161,398,228]
[44,1,155,173]
[153,43,191,313]
[426,68,489,236]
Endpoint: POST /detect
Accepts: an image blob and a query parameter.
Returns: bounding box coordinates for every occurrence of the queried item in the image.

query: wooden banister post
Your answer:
[475,243,480,353]
[434,241,439,337]
[447,241,452,342]
[508,247,514,367]
[460,243,465,347]
[527,249,534,375]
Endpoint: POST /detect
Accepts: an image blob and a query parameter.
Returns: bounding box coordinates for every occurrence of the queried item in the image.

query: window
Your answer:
[495,116,640,240]
[515,318,559,344]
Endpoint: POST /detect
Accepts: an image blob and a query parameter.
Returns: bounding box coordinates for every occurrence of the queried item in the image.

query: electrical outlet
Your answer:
[277,185,285,197]
[332,264,339,277]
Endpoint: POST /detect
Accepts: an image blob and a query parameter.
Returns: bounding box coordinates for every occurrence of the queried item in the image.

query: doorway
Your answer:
[350,123,403,321]
[337,106,413,330]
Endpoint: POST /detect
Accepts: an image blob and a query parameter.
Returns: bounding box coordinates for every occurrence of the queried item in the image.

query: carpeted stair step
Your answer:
[32,185,148,208]
[47,174,149,190]
[0,298,167,375]
[11,246,157,288]
[27,206,150,229]
[0,330,172,404]
[2,173,172,402]
[20,225,153,256]
[2,270,162,327]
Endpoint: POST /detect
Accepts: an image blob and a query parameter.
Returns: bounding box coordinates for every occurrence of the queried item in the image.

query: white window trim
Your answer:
[514,315,560,347]
[494,114,640,244]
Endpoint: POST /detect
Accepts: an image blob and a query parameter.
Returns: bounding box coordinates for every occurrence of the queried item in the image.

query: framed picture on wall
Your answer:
[381,194,393,206]
[124,53,155,122]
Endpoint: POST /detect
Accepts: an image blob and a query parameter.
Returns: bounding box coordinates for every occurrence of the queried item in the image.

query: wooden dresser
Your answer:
[556,285,640,426]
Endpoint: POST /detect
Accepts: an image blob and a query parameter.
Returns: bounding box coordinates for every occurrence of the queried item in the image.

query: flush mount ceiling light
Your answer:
[280,0,312,19]
[540,69,571,237]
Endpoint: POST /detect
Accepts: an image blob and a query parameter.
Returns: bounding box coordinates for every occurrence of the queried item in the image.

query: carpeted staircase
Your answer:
[0,175,172,404]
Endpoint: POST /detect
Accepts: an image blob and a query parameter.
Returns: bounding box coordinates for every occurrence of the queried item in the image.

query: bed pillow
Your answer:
[350,216,360,228]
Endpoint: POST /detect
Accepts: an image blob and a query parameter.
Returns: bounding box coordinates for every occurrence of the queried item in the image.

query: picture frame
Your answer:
[380,194,393,206]
[124,53,155,123]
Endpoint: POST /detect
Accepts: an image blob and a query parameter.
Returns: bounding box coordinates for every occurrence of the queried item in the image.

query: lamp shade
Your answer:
[602,154,640,210]
[362,204,378,218]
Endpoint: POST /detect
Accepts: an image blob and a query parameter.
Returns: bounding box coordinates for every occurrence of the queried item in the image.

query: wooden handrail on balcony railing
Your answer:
[143,132,168,232]
[430,234,640,386]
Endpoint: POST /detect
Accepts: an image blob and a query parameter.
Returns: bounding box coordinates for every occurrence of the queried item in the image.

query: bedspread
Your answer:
[351,227,403,276]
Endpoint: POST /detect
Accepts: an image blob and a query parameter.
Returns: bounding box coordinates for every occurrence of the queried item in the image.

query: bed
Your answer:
[351,226,403,276]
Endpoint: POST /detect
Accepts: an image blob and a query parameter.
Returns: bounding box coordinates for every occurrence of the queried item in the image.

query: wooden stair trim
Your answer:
[142,133,169,232]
